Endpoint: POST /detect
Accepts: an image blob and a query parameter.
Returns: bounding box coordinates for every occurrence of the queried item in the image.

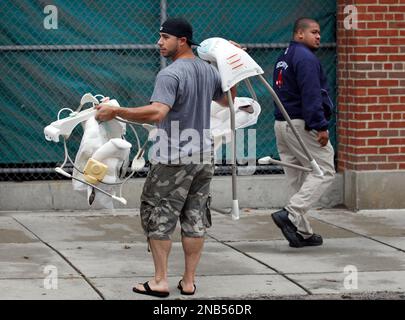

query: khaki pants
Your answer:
[274,120,335,238]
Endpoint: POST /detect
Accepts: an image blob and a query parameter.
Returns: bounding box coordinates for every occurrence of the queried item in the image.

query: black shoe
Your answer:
[271,209,302,248]
[296,233,323,247]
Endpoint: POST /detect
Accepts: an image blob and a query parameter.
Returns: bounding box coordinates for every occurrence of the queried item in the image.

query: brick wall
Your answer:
[337,0,405,172]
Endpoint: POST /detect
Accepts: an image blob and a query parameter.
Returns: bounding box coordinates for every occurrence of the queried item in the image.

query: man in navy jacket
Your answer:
[271,18,336,248]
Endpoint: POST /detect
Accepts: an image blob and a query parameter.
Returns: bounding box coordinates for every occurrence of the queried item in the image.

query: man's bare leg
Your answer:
[180,236,204,293]
[134,238,171,292]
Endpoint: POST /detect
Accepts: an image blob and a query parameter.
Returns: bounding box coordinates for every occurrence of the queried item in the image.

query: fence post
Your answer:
[160,0,167,70]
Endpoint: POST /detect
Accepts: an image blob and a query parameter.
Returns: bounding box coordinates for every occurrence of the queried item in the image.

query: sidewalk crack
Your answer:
[206,234,312,295]
[312,216,405,254]
[12,217,105,300]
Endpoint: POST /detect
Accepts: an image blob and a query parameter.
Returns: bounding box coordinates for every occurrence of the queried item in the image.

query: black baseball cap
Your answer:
[159,17,199,46]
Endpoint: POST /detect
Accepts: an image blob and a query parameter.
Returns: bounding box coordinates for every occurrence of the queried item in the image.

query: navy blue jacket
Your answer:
[273,41,334,131]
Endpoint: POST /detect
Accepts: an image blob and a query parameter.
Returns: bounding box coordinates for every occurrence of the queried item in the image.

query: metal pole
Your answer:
[160,0,167,70]
[227,90,240,220]
[258,75,323,176]
[244,78,258,101]
[0,42,336,52]
[259,156,312,172]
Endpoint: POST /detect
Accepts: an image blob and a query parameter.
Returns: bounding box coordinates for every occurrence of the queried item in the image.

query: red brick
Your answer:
[357,130,379,137]
[358,47,378,54]
[390,38,405,46]
[383,113,392,120]
[380,0,399,4]
[368,38,389,45]
[394,63,404,70]
[389,122,405,128]
[344,38,368,46]
[368,72,387,78]
[379,79,399,86]
[392,6,405,12]
[388,155,405,162]
[379,130,399,137]
[356,30,378,37]
[349,71,368,79]
[380,47,399,54]
[374,13,384,20]
[389,138,405,144]
[400,163,405,169]
[389,72,405,79]
[348,154,367,162]
[351,88,367,96]
[344,47,354,54]
[389,22,405,29]
[390,88,405,94]
[358,13,375,21]
[368,88,389,95]
[346,146,356,154]
[345,163,355,170]
[379,147,400,154]
[368,21,388,29]
[350,106,367,113]
[368,122,389,129]
[352,121,367,129]
[374,63,383,70]
[357,147,379,154]
[390,55,405,62]
[355,164,378,170]
[368,55,388,62]
[367,138,388,146]
[368,5,388,12]
[393,114,402,120]
[377,163,398,170]
[354,96,378,104]
[368,105,388,112]
[368,156,387,162]
[354,80,378,86]
[379,29,399,37]
[355,63,374,71]
[349,138,367,146]
[351,55,368,62]
[379,96,399,103]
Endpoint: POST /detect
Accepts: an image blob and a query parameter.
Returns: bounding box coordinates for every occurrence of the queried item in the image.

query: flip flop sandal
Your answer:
[132,281,169,298]
[177,280,196,295]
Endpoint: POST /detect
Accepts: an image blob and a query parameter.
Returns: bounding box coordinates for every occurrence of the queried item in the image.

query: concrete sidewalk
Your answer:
[0,207,405,300]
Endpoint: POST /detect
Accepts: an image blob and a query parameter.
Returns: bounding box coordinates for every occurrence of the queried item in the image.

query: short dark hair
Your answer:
[293,17,319,35]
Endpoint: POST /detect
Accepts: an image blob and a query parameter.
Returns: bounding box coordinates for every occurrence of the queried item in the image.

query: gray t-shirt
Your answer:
[149,58,224,164]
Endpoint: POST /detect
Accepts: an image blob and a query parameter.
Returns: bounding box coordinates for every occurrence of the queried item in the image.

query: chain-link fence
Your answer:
[0,0,336,181]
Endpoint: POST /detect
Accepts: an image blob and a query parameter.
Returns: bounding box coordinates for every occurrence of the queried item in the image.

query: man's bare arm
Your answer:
[95,102,170,123]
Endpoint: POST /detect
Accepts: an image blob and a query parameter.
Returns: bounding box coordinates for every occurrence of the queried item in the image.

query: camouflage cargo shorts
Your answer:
[140,163,214,240]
